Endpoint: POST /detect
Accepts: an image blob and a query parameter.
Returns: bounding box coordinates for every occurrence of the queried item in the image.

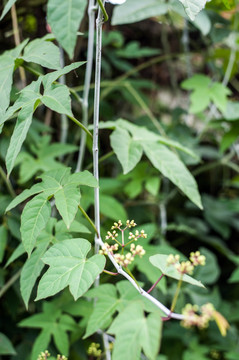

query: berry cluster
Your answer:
[167,251,206,275]
[99,220,147,267]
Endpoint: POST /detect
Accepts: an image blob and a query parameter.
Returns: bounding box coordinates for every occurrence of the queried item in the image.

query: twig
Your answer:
[0,166,16,197]
[59,47,68,145]
[11,4,26,88]
[0,269,21,298]
[76,0,96,172]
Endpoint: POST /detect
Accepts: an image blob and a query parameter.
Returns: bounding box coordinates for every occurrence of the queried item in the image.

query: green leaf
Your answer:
[110,127,143,174]
[0,53,15,119]
[0,333,16,355]
[21,38,61,69]
[0,0,17,20]
[20,243,48,308]
[41,84,73,116]
[5,243,25,268]
[228,267,239,283]
[181,74,231,113]
[36,238,106,300]
[100,195,127,222]
[194,247,220,285]
[145,176,160,196]
[0,40,28,123]
[112,0,168,25]
[6,98,40,176]
[108,302,162,360]
[47,0,88,59]
[84,284,118,338]
[67,170,98,187]
[149,254,205,288]
[54,182,81,229]
[178,0,206,21]
[6,183,49,212]
[0,226,7,263]
[210,82,231,113]
[20,193,51,255]
[31,329,52,360]
[42,61,85,89]
[17,140,76,184]
[223,101,239,120]
[142,142,202,209]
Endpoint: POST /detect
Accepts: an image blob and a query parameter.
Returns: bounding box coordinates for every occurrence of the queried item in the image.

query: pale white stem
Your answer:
[97,235,185,320]
[59,46,68,145]
[76,0,96,172]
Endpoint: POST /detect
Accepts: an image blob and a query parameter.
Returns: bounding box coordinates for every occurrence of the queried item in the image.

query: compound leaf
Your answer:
[108,302,162,360]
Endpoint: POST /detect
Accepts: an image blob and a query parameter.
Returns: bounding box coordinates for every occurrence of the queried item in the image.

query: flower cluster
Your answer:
[128,229,147,241]
[181,303,215,329]
[87,342,102,357]
[167,251,206,276]
[37,351,50,360]
[100,220,147,267]
[37,351,67,360]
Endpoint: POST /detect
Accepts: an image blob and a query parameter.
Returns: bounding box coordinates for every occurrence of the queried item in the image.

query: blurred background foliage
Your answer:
[0,0,239,359]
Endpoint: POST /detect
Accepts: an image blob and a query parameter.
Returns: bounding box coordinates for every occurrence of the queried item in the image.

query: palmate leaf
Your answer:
[36,239,106,300]
[84,281,161,339]
[7,168,97,252]
[42,62,85,89]
[149,254,205,288]
[47,0,88,59]
[19,302,79,359]
[108,302,162,360]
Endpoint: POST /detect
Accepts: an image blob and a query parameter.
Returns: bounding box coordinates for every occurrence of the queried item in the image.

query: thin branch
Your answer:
[0,166,16,197]
[11,4,26,88]
[0,269,21,298]
[59,47,68,145]
[76,0,96,172]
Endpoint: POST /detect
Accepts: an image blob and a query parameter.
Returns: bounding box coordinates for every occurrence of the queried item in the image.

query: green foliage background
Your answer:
[0,0,239,359]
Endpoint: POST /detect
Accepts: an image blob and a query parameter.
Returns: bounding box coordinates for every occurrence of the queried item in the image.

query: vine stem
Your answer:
[76,0,96,172]
[0,166,15,197]
[93,3,105,258]
[11,4,26,88]
[92,5,112,359]
[90,0,185,332]
[59,47,68,146]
